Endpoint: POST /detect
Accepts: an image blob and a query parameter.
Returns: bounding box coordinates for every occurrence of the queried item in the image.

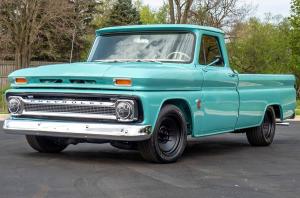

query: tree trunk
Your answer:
[181,0,193,24]
[175,0,182,24]
[168,0,175,24]
[15,46,31,69]
[168,0,194,24]
[70,28,76,63]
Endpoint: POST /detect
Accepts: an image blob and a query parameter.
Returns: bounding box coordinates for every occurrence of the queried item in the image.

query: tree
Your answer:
[0,0,74,68]
[166,0,251,27]
[0,0,101,65]
[138,3,169,24]
[91,0,115,29]
[168,0,194,24]
[139,5,157,24]
[107,0,141,26]
[67,0,99,62]
[290,0,300,57]
[34,0,99,62]
[190,0,252,29]
[227,17,292,75]
[156,3,170,24]
[290,0,300,96]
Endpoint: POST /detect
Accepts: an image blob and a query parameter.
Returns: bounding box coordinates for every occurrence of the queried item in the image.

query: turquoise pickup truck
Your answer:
[3,25,296,163]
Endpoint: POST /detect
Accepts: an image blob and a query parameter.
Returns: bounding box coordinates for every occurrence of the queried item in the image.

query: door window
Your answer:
[199,35,224,66]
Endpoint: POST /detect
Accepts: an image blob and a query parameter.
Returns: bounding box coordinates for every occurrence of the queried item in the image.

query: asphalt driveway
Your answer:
[0,121,299,198]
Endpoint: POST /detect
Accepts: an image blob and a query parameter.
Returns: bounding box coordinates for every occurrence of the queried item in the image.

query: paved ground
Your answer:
[0,121,299,198]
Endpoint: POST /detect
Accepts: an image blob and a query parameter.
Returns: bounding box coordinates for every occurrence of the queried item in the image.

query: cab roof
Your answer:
[96,24,224,36]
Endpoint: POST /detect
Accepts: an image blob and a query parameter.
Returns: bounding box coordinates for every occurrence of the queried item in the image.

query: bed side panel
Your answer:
[235,74,296,130]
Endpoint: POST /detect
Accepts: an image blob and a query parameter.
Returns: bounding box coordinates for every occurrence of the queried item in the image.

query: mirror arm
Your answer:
[206,58,220,67]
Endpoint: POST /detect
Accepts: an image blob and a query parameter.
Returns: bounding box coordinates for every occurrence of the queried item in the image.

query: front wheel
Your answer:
[246,106,276,146]
[26,135,68,153]
[138,105,187,163]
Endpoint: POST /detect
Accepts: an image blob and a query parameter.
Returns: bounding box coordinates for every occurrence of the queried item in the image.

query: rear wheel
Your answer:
[26,135,68,153]
[246,106,276,146]
[138,105,187,163]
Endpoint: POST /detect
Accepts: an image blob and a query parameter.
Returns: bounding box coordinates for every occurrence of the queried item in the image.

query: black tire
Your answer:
[138,104,187,163]
[26,135,68,153]
[246,106,276,146]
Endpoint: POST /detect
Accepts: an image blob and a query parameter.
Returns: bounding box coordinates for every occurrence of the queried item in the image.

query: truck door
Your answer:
[197,34,239,134]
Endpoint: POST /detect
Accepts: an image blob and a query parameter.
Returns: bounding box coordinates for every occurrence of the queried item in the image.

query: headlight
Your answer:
[115,100,136,122]
[7,97,23,115]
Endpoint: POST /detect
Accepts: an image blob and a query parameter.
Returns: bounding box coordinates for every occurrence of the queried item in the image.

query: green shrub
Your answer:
[296,100,300,115]
[0,87,8,113]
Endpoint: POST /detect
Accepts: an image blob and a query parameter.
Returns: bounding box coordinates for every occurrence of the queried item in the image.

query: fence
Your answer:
[0,60,64,113]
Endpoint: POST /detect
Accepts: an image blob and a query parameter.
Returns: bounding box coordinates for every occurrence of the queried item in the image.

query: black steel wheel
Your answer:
[157,117,181,155]
[246,106,276,146]
[26,135,68,153]
[138,104,187,163]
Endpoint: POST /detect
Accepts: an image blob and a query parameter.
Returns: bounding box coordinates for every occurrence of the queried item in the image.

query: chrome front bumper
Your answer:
[3,119,152,141]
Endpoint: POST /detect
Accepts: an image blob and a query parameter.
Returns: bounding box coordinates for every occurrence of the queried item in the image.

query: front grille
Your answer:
[7,93,141,122]
[16,97,118,120]
[24,103,116,115]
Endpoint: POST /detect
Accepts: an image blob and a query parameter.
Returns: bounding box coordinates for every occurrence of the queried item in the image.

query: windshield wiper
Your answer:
[93,59,123,63]
[136,59,162,64]
[93,59,162,64]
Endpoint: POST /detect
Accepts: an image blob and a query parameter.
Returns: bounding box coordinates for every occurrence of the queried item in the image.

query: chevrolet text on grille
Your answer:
[23,98,115,107]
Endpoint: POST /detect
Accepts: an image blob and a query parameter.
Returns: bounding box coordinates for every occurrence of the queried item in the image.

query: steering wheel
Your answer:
[167,52,191,61]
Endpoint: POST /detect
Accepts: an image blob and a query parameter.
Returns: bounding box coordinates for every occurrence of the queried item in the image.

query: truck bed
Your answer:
[235,74,296,129]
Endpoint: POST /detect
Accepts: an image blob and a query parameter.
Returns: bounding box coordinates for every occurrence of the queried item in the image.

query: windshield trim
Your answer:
[88,31,196,64]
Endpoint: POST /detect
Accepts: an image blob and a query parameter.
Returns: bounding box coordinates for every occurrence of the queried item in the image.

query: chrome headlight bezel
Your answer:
[115,99,137,122]
[7,96,23,115]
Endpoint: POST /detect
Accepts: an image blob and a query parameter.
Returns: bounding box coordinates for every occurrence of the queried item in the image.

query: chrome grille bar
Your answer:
[22,98,115,107]
[14,96,118,120]
[22,111,117,120]
[24,103,115,115]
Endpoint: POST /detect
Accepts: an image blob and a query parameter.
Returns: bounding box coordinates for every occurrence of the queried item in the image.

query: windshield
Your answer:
[88,32,195,63]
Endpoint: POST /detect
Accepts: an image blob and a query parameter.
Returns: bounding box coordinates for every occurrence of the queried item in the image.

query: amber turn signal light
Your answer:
[114,78,132,86]
[15,77,27,84]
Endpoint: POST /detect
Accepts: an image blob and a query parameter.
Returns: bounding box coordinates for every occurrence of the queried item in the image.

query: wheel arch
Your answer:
[259,104,282,125]
[271,104,282,120]
[160,99,193,135]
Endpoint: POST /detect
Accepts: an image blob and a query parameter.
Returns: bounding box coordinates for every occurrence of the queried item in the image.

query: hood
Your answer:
[8,62,203,91]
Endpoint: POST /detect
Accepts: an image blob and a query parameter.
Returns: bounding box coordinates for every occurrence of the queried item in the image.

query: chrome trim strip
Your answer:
[21,111,117,120]
[3,119,152,141]
[21,98,115,107]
